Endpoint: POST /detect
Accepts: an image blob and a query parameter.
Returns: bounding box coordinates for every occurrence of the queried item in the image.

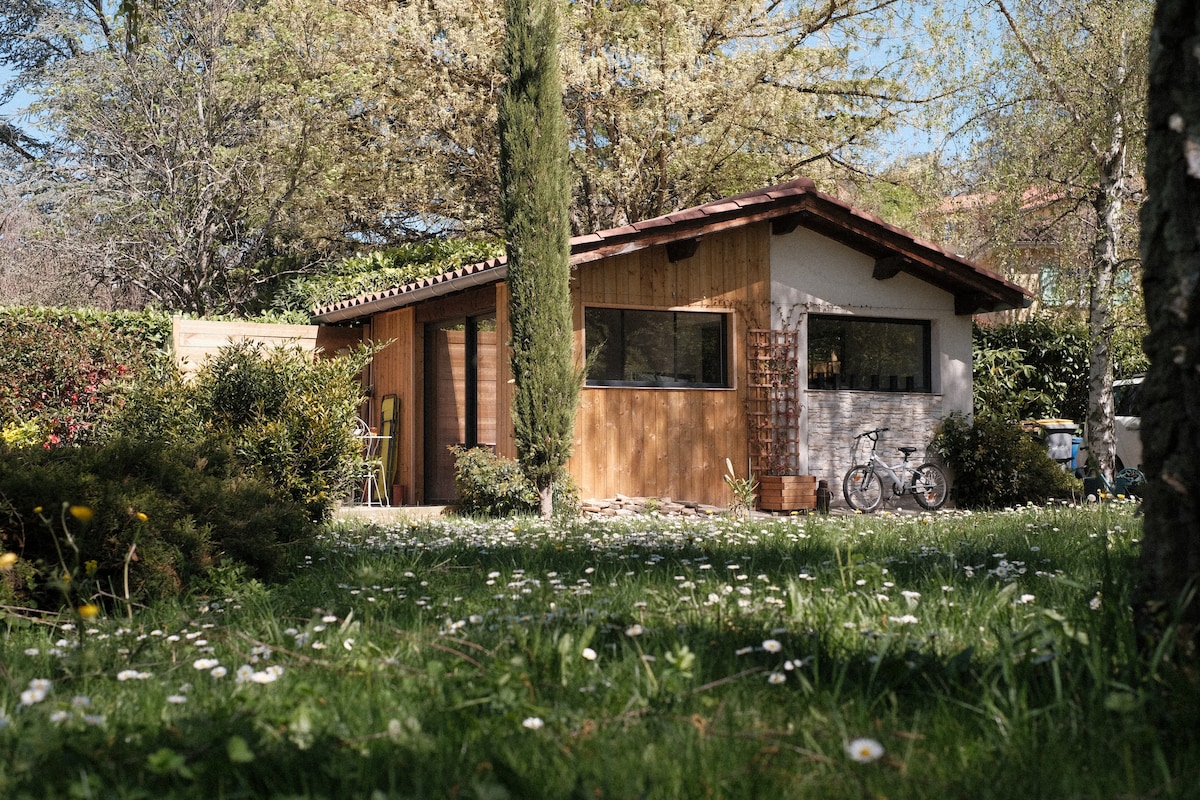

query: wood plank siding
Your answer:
[366,307,416,502]
[356,224,771,508]
[172,318,361,376]
[569,223,771,504]
[367,285,504,505]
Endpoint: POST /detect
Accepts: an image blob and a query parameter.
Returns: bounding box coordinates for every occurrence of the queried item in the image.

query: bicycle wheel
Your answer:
[910,463,949,510]
[843,466,883,512]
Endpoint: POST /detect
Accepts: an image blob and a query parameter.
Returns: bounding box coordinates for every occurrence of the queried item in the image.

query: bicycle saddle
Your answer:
[897,446,918,456]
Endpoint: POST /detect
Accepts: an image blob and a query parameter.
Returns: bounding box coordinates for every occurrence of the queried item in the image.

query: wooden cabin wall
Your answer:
[569,223,772,505]
[368,307,417,504]
[494,283,517,460]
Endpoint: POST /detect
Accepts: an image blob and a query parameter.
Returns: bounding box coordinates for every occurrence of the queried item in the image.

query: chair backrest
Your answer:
[353,417,372,438]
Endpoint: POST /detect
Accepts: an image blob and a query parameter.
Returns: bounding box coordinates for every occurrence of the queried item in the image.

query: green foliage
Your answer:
[973,317,1147,422]
[934,412,1081,509]
[0,337,373,607]
[0,438,311,606]
[1111,321,1149,378]
[973,319,1089,421]
[266,239,504,315]
[450,446,581,518]
[0,307,173,448]
[451,446,538,517]
[113,341,373,521]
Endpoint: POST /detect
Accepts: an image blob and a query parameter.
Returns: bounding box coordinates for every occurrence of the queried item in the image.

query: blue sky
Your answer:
[1,65,33,121]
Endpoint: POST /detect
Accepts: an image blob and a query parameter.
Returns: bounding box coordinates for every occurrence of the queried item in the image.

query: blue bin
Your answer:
[1071,436,1082,472]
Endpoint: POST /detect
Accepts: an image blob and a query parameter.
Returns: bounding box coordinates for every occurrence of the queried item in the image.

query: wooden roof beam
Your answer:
[771,213,805,235]
[955,293,995,315]
[873,255,910,280]
[666,237,701,262]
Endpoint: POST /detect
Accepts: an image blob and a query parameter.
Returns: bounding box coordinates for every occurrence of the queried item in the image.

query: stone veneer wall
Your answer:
[805,391,946,490]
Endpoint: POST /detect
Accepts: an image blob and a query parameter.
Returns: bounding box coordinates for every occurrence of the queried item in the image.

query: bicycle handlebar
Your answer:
[855,427,890,439]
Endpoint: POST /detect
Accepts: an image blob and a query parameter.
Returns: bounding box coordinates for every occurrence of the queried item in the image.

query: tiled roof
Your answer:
[312,177,1031,323]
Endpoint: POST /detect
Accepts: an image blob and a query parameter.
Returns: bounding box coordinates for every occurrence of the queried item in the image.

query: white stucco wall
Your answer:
[769,227,973,488]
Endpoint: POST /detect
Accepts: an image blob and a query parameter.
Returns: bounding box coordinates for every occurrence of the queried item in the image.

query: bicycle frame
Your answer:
[854,434,915,497]
[844,427,948,512]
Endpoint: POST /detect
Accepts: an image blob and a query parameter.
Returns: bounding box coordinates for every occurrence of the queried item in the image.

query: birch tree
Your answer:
[967,0,1150,481]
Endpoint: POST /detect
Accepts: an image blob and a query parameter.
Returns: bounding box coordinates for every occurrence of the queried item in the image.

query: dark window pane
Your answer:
[585,307,623,382]
[584,308,729,388]
[807,316,931,393]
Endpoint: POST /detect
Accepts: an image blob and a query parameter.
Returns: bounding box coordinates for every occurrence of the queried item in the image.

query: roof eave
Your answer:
[312,263,508,323]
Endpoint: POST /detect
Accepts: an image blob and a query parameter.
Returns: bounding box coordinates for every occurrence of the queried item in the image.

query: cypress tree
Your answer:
[498,0,578,518]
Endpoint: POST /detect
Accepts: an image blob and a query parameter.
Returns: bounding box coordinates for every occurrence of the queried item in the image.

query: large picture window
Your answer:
[585,308,729,388]
[807,315,931,393]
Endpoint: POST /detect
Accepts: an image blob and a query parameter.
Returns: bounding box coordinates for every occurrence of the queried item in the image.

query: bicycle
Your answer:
[842,428,949,512]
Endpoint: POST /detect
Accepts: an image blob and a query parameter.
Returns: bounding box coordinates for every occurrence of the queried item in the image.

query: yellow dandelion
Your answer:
[84,560,98,576]
[33,506,43,514]
[78,603,101,620]
[69,505,94,523]
[136,511,149,523]
[0,551,18,570]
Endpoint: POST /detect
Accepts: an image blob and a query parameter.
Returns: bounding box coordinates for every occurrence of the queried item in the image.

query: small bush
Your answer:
[0,326,372,610]
[101,341,372,521]
[450,446,581,518]
[190,342,371,519]
[452,446,539,517]
[0,307,172,448]
[934,412,1081,509]
[0,437,314,607]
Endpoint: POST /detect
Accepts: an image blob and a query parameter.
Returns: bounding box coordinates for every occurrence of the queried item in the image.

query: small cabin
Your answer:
[313,178,1030,508]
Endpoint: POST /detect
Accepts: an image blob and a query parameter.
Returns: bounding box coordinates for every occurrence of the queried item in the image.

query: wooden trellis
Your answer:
[746,329,801,477]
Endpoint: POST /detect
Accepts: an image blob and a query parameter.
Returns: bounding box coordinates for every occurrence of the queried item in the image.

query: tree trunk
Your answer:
[1137,0,1200,652]
[1085,182,1121,482]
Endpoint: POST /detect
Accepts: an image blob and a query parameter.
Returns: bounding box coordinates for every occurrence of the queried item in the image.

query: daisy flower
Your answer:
[845,737,885,763]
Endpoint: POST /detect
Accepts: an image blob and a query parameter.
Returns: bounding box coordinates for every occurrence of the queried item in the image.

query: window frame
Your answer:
[583,305,733,389]
[806,314,933,394]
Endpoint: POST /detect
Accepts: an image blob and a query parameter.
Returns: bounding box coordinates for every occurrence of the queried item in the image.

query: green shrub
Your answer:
[194,343,371,519]
[0,323,371,609]
[0,307,172,448]
[0,437,313,607]
[934,412,1081,509]
[101,341,373,521]
[452,446,539,516]
[974,319,1090,421]
[450,446,581,518]
[973,317,1148,422]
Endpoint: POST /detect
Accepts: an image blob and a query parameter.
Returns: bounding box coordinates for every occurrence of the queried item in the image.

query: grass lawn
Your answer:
[2,501,1197,798]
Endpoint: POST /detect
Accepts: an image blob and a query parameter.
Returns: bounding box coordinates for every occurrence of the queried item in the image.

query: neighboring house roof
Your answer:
[312,177,1032,323]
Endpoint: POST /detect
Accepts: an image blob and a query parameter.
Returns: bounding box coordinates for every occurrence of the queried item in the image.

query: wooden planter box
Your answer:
[757,475,817,511]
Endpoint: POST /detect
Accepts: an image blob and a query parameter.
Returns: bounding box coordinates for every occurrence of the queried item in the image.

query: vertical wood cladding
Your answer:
[367,307,417,503]
[569,223,771,504]
[358,225,771,508]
